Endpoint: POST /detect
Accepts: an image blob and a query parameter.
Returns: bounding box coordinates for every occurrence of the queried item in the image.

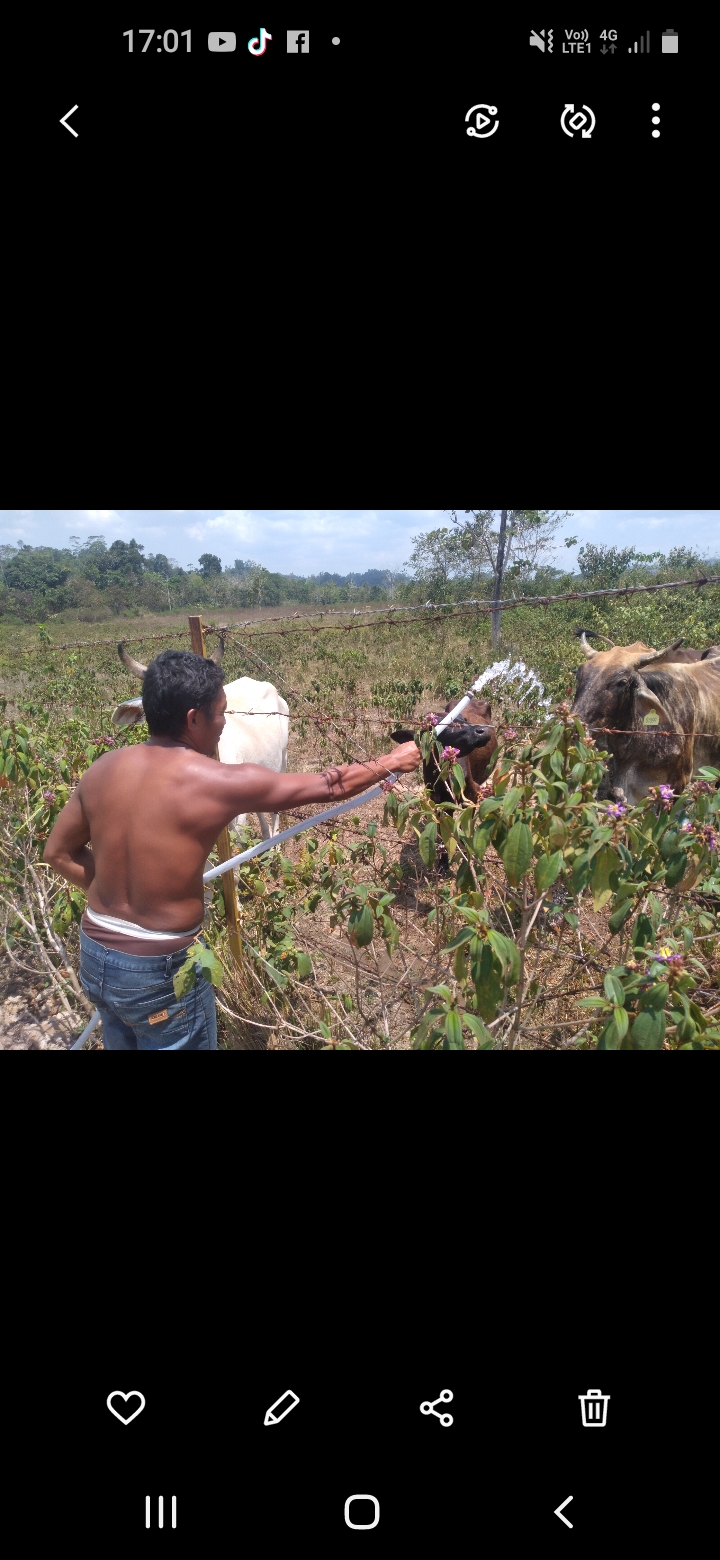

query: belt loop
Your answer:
[165,954,172,978]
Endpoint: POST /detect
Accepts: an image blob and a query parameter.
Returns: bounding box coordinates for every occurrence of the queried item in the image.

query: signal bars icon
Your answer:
[146,1496,177,1529]
[628,31,651,52]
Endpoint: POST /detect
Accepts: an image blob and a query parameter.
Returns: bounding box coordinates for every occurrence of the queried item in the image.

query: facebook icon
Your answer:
[287,31,309,52]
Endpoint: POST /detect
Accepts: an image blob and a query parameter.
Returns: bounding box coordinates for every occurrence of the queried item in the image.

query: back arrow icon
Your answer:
[60,105,78,138]
[554,1495,573,1529]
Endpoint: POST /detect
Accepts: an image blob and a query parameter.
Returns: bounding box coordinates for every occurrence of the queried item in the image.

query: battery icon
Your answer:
[661,30,678,53]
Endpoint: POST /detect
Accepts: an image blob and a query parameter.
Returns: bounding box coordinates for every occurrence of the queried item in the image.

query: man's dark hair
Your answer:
[142,650,224,738]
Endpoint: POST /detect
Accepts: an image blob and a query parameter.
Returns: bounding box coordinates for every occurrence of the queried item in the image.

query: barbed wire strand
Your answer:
[223,631,374,763]
[17,571,720,652]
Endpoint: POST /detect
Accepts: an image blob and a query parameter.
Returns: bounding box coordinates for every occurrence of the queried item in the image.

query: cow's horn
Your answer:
[580,632,598,658]
[208,630,226,666]
[637,637,685,667]
[118,643,148,678]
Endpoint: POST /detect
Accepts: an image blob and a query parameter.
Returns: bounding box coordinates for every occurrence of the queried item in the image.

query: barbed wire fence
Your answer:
[21,570,720,652]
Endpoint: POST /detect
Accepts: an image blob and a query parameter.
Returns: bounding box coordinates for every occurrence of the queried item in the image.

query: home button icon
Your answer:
[344,1495,380,1530]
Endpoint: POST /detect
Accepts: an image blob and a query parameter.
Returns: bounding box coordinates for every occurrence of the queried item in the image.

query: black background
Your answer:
[9,1333,711,1554]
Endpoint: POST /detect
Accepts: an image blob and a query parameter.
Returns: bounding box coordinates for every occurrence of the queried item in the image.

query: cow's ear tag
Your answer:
[643,711,660,726]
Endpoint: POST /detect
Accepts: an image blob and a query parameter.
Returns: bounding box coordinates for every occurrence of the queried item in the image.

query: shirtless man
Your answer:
[44,649,421,1050]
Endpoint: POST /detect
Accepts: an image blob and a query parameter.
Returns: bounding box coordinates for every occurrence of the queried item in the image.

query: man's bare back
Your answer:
[44,688,421,931]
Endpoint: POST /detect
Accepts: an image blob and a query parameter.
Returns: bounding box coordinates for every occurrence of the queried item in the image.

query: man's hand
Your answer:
[384,741,423,775]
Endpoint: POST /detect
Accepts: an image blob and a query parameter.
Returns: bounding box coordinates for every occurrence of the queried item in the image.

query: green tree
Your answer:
[404,527,466,600]
[576,544,639,586]
[95,538,146,587]
[4,547,72,596]
[666,546,703,573]
[198,553,223,578]
[230,558,260,577]
[0,543,20,584]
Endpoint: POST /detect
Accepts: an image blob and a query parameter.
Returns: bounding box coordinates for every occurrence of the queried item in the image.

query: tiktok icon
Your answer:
[248,28,272,55]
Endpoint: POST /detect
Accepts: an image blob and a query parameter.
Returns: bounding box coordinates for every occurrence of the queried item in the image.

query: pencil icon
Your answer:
[264,1389,300,1426]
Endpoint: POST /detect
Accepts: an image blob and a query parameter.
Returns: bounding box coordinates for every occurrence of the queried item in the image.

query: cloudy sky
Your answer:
[1,510,719,575]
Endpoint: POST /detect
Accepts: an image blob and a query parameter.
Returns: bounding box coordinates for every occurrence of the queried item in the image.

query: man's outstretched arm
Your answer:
[217,741,422,818]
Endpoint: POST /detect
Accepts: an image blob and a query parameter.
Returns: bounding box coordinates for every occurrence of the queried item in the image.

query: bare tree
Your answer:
[448,509,573,646]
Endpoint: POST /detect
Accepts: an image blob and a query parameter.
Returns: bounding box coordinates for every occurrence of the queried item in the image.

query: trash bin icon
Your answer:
[578,1389,610,1427]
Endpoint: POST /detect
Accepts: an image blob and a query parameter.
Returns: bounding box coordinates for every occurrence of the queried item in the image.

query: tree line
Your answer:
[0,517,712,629]
[0,536,410,623]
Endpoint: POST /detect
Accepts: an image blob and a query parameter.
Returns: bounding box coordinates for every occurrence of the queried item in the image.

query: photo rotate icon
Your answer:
[560,104,596,138]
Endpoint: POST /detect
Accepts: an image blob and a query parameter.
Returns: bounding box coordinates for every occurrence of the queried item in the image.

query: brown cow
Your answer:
[572,634,720,803]
[391,698,498,806]
[448,698,499,799]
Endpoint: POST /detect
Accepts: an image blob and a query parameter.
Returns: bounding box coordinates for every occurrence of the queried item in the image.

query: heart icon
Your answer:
[107,1390,146,1425]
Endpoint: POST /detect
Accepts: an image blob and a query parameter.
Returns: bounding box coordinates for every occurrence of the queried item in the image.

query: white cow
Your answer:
[112,645,289,840]
[218,677,289,838]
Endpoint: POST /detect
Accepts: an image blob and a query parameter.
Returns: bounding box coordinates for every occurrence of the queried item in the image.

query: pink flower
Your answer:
[425,713,439,727]
[442,745,461,761]
[700,823,719,851]
[650,784,675,812]
[679,819,693,833]
[502,728,517,741]
[42,791,56,803]
[605,802,627,819]
[380,778,394,793]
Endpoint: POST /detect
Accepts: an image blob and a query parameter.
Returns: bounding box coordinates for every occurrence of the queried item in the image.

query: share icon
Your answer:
[419,1389,453,1427]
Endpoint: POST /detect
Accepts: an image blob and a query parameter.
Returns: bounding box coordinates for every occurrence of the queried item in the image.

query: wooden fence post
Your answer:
[189,615,243,967]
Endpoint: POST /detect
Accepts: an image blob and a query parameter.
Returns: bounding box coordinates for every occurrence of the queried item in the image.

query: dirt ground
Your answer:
[0,971,95,1050]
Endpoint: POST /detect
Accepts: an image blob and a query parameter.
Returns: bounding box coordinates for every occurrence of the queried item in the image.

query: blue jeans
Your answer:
[79,928,217,1050]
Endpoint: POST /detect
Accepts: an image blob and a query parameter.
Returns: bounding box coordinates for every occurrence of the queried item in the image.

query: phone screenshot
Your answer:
[15,12,691,195]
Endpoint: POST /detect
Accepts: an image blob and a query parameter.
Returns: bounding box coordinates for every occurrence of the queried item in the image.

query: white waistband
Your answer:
[85,907,202,941]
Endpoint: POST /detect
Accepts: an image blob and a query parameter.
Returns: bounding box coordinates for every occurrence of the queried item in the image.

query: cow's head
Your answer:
[391,708,494,759]
[571,636,693,802]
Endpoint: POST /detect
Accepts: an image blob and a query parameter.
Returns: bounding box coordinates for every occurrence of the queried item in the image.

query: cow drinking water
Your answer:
[391,698,498,804]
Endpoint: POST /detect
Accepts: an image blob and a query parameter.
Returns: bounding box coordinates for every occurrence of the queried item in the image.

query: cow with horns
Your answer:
[112,640,289,839]
[571,630,720,804]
